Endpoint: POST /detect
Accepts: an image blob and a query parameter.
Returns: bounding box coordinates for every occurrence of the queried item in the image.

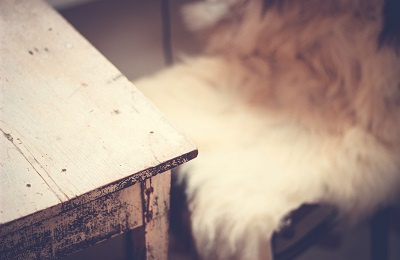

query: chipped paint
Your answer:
[1,182,143,259]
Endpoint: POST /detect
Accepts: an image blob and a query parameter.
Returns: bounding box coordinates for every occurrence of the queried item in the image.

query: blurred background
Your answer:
[48,0,201,80]
[45,0,400,259]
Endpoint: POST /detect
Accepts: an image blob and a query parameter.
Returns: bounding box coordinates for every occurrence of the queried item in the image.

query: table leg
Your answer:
[142,171,171,260]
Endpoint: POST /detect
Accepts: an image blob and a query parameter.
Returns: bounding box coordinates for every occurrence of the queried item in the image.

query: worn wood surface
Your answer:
[127,171,172,260]
[0,0,197,258]
[142,170,171,260]
[1,180,143,259]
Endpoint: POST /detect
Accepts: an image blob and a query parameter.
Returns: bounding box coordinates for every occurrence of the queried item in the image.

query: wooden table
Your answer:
[0,0,197,259]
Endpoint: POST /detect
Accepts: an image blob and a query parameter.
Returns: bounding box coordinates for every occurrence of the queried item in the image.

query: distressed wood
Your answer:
[0,0,196,226]
[0,182,143,259]
[126,172,172,260]
[142,171,171,260]
[0,0,197,258]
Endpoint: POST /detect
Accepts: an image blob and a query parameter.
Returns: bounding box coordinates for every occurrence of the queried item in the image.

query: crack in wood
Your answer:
[0,149,197,237]
[0,127,68,202]
[141,178,154,224]
[65,84,88,101]
[148,132,163,165]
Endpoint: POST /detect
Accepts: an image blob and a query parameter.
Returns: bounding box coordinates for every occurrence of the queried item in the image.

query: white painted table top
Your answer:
[0,0,197,235]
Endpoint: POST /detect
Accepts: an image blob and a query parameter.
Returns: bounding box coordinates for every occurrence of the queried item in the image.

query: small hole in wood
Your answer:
[26,184,31,188]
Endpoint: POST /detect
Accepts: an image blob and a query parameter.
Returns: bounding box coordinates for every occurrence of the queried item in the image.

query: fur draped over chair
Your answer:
[134,0,400,258]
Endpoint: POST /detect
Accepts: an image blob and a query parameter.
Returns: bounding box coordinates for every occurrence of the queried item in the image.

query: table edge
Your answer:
[0,149,198,237]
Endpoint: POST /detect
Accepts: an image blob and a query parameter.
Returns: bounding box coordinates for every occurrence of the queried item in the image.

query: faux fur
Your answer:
[134,0,400,258]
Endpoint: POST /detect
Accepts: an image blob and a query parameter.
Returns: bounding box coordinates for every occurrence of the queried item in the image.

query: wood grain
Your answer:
[0,0,197,258]
[142,171,171,260]
[1,180,143,259]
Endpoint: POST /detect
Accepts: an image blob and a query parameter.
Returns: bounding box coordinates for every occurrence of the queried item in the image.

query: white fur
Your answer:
[134,0,400,258]
[182,1,230,31]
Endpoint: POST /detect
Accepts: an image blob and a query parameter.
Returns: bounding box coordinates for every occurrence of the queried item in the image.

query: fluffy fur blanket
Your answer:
[134,0,400,258]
